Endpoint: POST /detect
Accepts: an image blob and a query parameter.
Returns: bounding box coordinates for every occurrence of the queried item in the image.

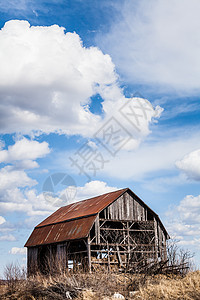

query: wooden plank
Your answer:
[95,214,100,244]
[91,243,156,247]
[27,247,38,276]
[107,242,110,272]
[87,236,91,273]
[99,218,154,223]
[116,245,123,267]
[163,234,167,261]
[100,227,154,232]
[91,261,118,264]
[154,217,159,261]
[68,250,88,255]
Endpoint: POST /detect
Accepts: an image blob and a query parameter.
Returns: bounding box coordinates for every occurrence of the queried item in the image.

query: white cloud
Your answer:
[166,194,200,248]
[177,195,200,225]
[0,136,53,218]
[0,138,52,217]
[0,179,119,230]
[0,234,16,241]
[0,179,118,215]
[95,131,200,180]
[10,247,27,255]
[75,180,119,201]
[0,166,36,191]
[176,149,200,181]
[0,20,114,136]
[0,138,50,164]
[0,187,54,216]
[0,216,6,225]
[98,0,200,92]
[0,20,161,145]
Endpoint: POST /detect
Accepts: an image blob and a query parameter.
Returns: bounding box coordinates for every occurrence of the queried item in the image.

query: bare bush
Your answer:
[167,239,194,275]
[4,262,26,293]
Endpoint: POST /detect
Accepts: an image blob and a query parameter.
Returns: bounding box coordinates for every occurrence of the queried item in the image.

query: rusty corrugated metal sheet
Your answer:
[25,215,96,247]
[37,188,127,228]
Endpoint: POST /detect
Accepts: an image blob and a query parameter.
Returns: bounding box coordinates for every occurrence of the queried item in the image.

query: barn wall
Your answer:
[100,191,148,221]
[27,247,38,276]
[27,240,88,275]
[94,190,168,262]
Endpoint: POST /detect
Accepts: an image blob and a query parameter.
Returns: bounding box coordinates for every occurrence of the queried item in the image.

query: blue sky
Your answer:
[0,0,200,276]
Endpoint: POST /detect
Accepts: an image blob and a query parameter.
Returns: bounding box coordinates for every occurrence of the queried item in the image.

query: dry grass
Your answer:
[1,270,200,299]
[134,271,200,300]
[0,271,127,299]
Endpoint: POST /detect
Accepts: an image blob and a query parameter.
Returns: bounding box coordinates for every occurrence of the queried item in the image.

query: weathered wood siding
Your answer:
[27,247,38,275]
[101,191,147,221]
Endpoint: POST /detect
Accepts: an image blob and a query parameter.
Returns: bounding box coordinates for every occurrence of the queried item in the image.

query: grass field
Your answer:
[1,270,200,299]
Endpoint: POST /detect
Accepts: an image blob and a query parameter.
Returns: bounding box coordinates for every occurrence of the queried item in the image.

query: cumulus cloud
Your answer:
[0,138,50,164]
[0,138,52,217]
[166,194,200,248]
[0,179,120,231]
[0,20,162,146]
[0,20,114,136]
[0,166,36,191]
[75,180,119,201]
[10,247,27,255]
[177,195,200,225]
[0,179,118,217]
[0,187,54,216]
[98,0,200,92]
[176,149,200,181]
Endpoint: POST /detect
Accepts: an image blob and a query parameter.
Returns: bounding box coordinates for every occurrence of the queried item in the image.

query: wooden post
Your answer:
[66,242,69,270]
[163,235,167,261]
[127,221,130,264]
[95,213,100,244]
[107,241,110,272]
[154,217,159,261]
[87,236,91,273]
[27,247,38,276]
[116,245,123,267]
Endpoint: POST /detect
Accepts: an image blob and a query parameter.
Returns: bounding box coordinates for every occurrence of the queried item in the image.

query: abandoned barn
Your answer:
[25,188,169,274]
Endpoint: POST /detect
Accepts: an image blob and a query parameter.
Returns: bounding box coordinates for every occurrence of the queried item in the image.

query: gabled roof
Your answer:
[25,215,96,247]
[25,188,169,247]
[37,188,127,228]
[25,189,127,247]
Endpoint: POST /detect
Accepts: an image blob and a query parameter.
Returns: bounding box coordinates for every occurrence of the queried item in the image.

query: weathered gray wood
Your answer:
[27,247,38,276]
[107,242,111,272]
[154,217,159,261]
[95,214,100,244]
[99,218,154,223]
[100,227,154,232]
[87,236,91,273]
[116,245,123,267]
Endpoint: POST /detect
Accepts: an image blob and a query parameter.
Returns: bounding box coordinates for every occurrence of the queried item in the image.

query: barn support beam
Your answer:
[87,236,92,273]
[154,217,159,261]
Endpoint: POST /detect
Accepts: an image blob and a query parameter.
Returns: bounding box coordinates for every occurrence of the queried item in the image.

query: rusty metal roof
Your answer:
[25,188,169,247]
[37,188,128,228]
[25,215,96,247]
[25,189,127,247]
